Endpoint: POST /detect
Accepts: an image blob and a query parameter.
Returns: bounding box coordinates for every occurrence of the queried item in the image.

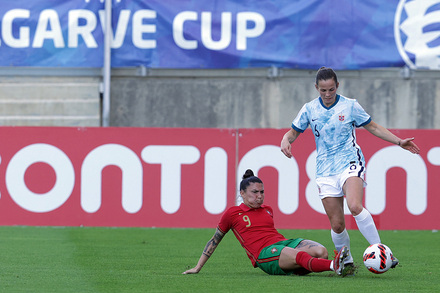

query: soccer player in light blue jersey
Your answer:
[280,67,420,274]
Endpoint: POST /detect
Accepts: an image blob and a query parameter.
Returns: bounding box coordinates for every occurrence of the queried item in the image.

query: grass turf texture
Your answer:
[0,227,438,292]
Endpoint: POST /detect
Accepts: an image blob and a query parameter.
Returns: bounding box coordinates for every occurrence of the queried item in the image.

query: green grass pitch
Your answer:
[0,226,438,292]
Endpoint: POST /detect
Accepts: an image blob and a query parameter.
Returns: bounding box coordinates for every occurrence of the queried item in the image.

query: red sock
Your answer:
[295,251,332,272]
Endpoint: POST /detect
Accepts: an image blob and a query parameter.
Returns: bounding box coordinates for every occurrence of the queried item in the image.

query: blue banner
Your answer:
[0,0,438,70]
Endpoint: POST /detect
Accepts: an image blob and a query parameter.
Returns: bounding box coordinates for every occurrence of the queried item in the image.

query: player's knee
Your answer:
[317,246,328,259]
[331,222,345,233]
[309,245,328,259]
[349,204,364,216]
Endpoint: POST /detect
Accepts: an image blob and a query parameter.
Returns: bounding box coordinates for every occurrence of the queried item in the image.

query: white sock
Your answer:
[330,260,335,271]
[331,229,353,264]
[354,208,381,245]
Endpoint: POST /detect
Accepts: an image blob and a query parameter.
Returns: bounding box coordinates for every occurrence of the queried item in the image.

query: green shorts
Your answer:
[256,238,304,275]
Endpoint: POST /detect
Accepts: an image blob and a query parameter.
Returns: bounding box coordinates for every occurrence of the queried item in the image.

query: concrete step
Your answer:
[0,77,101,126]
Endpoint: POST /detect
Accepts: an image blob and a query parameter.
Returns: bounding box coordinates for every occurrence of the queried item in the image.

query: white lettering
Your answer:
[68,9,98,48]
[0,8,266,51]
[0,140,433,219]
[141,145,200,214]
[366,146,427,215]
[98,9,131,49]
[5,144,74,213]
[173,11,265,51]
[201,12,231,50]
[173,11,198,49]
[236,12,265,50]
[132,10,157,49]
[427,146,440,165]
[237,145,299,214]
[2,9,30,48]
[81,144,143,214]
[204,147,228,214]
[33,9,65,48]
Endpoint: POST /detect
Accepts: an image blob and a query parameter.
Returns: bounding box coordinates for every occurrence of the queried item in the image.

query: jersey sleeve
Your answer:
[291,104,310,133]
[217,208,232,234]
[352,100,371,127]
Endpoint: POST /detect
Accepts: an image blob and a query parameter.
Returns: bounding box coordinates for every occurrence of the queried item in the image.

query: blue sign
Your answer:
[0,0,438,70]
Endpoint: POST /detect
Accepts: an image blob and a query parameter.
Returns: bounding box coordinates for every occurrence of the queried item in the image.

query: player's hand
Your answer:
[280,139,292,158]
[399,137,420,154]
[281,129,300,158]
[182,267,200,274]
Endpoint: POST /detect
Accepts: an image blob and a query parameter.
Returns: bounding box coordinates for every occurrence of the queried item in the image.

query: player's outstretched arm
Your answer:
[363,121,420,154]
[281,128,301,158]
[182,228,225,274]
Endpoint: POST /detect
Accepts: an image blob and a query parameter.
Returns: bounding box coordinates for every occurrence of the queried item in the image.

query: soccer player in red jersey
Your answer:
[183,169,349,276]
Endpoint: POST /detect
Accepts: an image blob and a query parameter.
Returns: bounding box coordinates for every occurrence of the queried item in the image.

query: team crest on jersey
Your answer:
[271,248,278,254]
[339,113,345,121]
[266,209,272,216]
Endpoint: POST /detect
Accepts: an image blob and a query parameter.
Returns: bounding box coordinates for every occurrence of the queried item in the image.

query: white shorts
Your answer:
[316,163,367,199]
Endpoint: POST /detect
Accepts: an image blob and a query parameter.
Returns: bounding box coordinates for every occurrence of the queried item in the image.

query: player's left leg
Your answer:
[344,177,380,245]
[278,246,347,275]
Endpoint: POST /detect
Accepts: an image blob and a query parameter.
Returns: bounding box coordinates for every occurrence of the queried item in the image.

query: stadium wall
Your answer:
[109,68,440,129]
[1,67,439,128]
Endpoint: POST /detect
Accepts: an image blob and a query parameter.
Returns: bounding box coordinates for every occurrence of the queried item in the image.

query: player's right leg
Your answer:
[321,197,354,265]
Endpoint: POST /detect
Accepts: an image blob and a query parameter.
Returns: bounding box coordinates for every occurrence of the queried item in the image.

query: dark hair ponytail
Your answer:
[316,66,338,85]
[240,169,262,191]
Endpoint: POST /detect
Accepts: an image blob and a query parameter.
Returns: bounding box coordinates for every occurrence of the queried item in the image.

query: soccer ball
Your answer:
[363,243,393,274]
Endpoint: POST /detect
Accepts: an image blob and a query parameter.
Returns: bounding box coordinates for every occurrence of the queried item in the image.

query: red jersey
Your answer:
[217,203,287,267]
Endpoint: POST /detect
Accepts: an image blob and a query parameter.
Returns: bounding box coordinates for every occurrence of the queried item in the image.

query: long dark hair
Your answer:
[239,169,262,191]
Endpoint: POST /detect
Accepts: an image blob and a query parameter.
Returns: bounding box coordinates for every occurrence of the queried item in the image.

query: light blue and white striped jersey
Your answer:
[292,94,371,177]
